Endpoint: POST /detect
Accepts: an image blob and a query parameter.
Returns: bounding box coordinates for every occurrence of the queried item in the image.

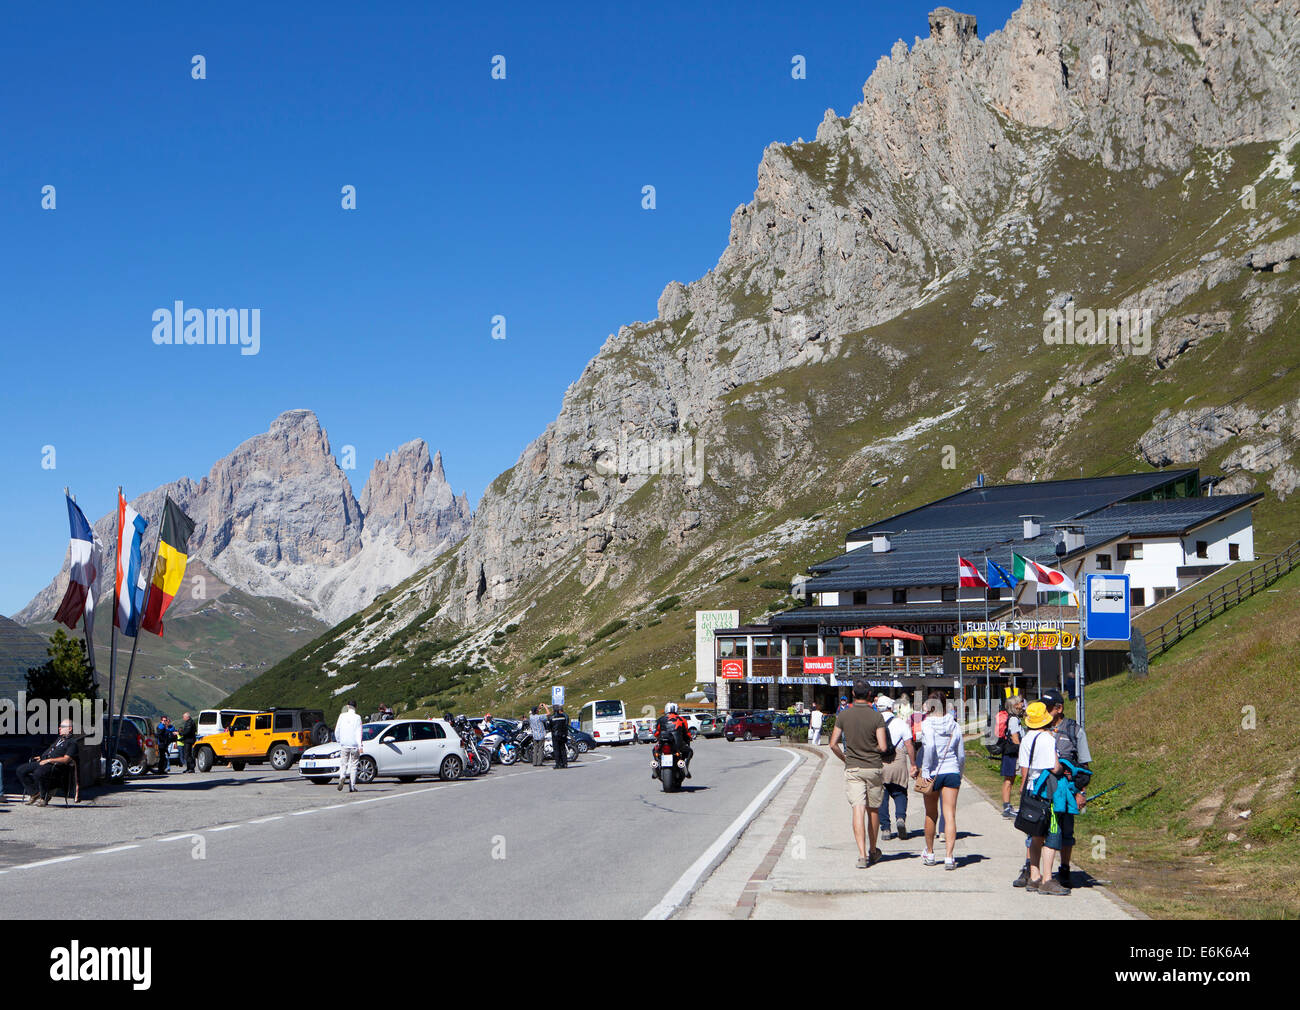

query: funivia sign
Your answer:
[696,610,739,683]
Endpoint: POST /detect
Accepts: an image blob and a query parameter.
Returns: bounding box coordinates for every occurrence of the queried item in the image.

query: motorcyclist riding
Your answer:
[654,702,692,779]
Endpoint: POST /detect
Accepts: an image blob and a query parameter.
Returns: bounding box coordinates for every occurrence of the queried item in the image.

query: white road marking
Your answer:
[13,855,82,870]
[208,825,240,832]
[157,833,197,842]
[643,747,803,920]
[247,815,283,824]
[91,845,140,855]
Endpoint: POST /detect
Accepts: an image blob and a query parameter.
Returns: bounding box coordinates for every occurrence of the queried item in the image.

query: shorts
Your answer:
[1045,811,1076,851]
[1000,754,1019,778]
[844,766,885,808]
[929,773,962,791]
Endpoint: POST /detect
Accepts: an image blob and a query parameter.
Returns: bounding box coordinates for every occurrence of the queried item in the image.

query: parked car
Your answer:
[104,718,149,779]
[570,727,596,753]
[298,720,469,784]
[697,714,724,738]
[772,712,811,737]
[724,712,775,742]
[196,708,258,740]
[193,710,316,772]
[633,719,655,744]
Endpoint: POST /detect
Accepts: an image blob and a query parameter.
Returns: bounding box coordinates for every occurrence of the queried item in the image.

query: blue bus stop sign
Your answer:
[1085,574,1131,641]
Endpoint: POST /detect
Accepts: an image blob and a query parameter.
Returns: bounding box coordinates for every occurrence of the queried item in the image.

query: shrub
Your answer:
[654,595,681,613]
[591,619,628,641]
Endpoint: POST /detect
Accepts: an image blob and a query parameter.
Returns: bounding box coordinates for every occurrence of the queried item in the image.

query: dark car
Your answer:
[772,712,811,737]
[724,712,775,742]
[570,727,596,753]
[105,718,149,778]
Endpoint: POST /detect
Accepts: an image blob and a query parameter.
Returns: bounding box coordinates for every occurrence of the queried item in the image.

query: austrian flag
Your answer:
[957,556,989,588]
[1012,553,1077,593]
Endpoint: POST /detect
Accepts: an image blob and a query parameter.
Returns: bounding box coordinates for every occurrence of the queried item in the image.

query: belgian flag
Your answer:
[141,496,196,637]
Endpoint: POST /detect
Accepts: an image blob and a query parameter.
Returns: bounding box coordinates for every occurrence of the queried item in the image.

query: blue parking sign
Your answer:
[551,686,565,707]
[1085,574,1131,641]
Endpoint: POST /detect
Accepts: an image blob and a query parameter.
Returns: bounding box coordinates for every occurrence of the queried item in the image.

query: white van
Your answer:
[196,708,258,739]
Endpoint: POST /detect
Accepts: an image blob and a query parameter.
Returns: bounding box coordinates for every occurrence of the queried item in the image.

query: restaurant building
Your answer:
[706,469,1260,713]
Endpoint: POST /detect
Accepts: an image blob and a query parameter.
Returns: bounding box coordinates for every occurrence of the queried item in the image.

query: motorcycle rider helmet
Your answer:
[664,702,679,714]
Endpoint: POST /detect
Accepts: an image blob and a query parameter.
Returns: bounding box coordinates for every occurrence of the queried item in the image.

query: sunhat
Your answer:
[1024,701,1052,729]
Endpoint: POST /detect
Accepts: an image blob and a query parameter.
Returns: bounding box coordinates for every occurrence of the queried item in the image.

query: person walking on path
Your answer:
[999,696,1026,817]
[917,690,964,870]
[334,702,363,793]
[1013,701,1064,894]
[828,681,889,869]
[178,712,197,773]
[1041,688,1092,888]
[529,704,549,767]
[876,696,916,840]
[809,703,824,746]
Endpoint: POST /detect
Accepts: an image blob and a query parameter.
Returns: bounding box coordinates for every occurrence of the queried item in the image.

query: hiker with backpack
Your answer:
[998,696,1026,818]
[1041,688,1092,888]
[916,690,964,869]
[876,696,916,841]
[1012,701,1069,896]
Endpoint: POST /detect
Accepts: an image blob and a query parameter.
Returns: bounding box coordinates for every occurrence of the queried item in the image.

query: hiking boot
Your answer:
[1056,869,1074,889]
[1012,865,1031,888]
[1025,877,1040,893]
[1002,803,1014,819]
[896,821,907,841]
[1038,878,1070,896]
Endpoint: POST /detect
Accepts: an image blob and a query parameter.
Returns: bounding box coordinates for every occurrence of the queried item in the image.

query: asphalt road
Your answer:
[0,739,797,918]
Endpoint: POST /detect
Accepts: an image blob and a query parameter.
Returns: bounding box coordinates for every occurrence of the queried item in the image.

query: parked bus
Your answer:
[578,699,634,745]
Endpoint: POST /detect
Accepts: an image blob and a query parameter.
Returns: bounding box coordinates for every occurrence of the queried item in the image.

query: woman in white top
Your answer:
[917,690,965,869]
[809,703,824,745]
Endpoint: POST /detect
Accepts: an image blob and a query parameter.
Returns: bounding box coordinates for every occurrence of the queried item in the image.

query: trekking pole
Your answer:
[1082,781,1126,805]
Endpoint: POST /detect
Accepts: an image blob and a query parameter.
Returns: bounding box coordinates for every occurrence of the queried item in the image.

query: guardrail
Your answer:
[1144,540,1300,657]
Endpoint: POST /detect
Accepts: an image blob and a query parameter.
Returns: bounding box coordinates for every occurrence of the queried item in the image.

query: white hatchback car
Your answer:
[298,719,468,784]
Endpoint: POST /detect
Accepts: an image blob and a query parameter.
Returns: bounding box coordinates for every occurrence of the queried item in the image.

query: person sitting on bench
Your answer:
[16,719,80,807]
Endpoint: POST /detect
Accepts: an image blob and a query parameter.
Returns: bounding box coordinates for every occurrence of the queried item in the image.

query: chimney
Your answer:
[1019,515,1042,540]
[1052,523,1085,553]
[869,531,895,553]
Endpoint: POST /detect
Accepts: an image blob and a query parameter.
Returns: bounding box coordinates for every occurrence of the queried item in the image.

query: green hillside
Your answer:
[968,565,1300,918]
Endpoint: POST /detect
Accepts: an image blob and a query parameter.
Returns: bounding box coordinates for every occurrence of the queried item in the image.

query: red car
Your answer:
[724,712,775,742]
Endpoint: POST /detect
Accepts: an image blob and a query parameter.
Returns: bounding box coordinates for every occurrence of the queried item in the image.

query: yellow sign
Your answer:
[952,630,1077,651]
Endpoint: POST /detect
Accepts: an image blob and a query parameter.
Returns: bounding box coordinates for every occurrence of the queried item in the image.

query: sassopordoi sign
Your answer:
[696,610,739,683]
[951,619,1079,651]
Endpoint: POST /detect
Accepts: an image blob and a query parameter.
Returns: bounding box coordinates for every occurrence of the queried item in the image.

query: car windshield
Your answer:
[361,723,388,741]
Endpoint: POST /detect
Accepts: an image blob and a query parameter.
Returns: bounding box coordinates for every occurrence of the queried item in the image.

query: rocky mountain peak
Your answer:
[928,6,977,43]
[359,439,471,553]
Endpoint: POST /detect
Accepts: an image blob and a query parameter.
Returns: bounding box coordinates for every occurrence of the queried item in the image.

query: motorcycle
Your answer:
[520,732,578,765]
[452,716,493,775]
[483,723,520,765]
[653,730,688,793]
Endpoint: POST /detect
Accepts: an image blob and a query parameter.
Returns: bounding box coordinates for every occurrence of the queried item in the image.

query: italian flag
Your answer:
[1013,553,1076,594]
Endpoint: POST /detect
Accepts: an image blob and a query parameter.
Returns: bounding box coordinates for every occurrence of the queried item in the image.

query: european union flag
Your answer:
[987,558,1016,588]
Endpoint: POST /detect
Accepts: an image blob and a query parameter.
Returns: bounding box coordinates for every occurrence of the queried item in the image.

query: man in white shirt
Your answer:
[1014,701,1063,893]
[809,703,824,745]
[334,702,364,793]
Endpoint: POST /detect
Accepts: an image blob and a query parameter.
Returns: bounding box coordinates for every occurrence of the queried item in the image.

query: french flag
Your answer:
[54,495,104,645]
[115,492,149,637]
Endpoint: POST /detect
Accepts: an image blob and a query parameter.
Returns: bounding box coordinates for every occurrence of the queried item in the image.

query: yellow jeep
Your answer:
[193,710,315,772]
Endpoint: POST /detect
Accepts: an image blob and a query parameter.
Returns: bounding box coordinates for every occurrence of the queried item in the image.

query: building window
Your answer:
[1118,543,1143,561]
[824,636,843,656]
[988,588,1001,601]
[1153,587,1176,603]
[753,638,772,657]
[940,586,956,602]
[1229,543,1240,561]
[853,590,868,605]
[1195,540,1209,559]
[787,637,804,658]
[1096,554,1112,571]
[1130,588,1146,607]
[893,589,907,605]
[735,640,749,658]
[719,639,736,658]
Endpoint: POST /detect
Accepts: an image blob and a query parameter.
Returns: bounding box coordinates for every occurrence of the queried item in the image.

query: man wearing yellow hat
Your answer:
[1013,701,1069,895]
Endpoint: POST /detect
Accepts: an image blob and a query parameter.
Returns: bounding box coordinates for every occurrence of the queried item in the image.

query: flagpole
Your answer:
[956,567,963,725]
[111,496,165,774]
[108,487,121,761]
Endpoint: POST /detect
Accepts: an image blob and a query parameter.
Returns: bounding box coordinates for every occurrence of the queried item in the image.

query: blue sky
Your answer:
[0,0,1019,615]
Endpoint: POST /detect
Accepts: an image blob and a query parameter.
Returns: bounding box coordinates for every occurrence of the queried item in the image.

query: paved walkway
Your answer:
[680,743,1138,919]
